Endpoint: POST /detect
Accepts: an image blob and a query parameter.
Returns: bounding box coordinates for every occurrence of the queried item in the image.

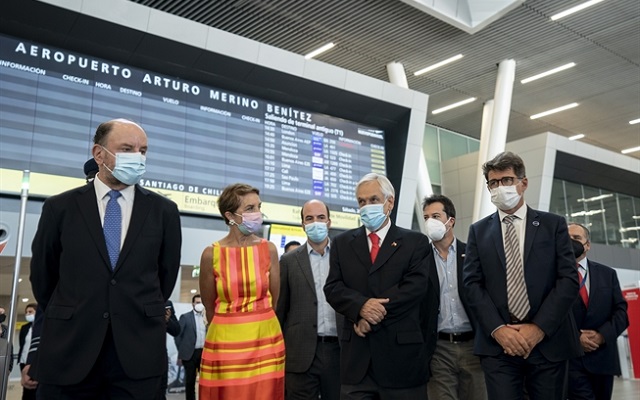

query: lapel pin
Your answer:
[532,221,540,226]
[462,254,465,257]
[391,242,397,247]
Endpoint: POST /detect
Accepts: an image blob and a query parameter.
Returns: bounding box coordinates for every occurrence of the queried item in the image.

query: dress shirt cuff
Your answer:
[491,324,505,338]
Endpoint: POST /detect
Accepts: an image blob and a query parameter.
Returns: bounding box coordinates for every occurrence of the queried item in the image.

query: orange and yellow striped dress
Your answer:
[199,239,285,400]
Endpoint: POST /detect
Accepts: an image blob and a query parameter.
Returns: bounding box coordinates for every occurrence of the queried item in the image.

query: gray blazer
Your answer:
[174,311,199,360]
[276,243,341,373]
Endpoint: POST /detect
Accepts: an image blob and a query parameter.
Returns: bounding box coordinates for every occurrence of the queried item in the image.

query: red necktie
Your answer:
[369,233,380,263]
[578,265,589,307]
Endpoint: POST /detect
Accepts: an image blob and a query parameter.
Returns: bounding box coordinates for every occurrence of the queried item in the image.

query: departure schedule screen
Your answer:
[0,34,386,228]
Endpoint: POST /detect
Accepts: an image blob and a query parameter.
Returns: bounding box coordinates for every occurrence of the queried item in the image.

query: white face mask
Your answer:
[194,303,205,313]
[424,217,451,242]
[25,314,35,323]
[490,185,521,210]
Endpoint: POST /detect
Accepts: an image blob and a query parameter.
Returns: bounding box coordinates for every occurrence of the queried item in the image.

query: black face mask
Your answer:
[0,314,5,324]
[571,239,585,259]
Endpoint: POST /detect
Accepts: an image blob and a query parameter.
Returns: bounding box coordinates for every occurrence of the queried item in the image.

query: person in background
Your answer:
[463,151,581,400]
[84,158,99,183]
[277,199,340,400]
[17,303,37,400]
[567,222,629,400]
[175,295,207,400]
[159,300,180,400]
[284,240,301,254]
[423,195,486,400]
[324,173,434,399]
[30,118,182,399]
[0,306,7,339]
[198,183,284,399]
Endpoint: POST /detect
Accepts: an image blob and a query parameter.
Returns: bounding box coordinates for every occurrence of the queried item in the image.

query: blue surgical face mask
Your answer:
[102,147,146,186]
[231,212,263,235]
[360,201,388,232]
[304,221,329,243]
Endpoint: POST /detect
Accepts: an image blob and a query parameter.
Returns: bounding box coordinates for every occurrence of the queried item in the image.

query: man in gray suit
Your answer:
[174,295,207,400]
[277,199,340,400]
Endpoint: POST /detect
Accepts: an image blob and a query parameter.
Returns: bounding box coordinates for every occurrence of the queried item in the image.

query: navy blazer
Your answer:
[30,182,182,384]
[423,240,473,362]
[463,207,582,362]
[324,224,433,388]
[571,260,629,375]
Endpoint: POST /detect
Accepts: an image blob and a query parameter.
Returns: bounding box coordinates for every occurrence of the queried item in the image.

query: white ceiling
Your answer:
[130,0,640,158]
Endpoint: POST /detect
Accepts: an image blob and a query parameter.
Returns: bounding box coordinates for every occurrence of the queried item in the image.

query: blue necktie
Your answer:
[104,190,122,269]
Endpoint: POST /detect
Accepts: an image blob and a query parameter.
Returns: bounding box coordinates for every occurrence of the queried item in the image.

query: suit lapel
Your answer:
[523,207,540,266]
[371,224,401,274]
[349,227,371,273]
[116,185,153,271]
[295,245,317,297]
[76,183,112,270]
[488,212,506,270]
[456,240,466,293]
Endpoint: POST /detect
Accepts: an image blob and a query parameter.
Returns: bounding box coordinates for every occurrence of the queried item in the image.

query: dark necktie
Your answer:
[578,265,589,307]
[503,215,530,321]
[104,190,122,269]
[369,233,380,263]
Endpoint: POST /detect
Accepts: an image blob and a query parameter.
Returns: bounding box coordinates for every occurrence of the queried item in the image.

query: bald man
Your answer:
[30,119,182,399]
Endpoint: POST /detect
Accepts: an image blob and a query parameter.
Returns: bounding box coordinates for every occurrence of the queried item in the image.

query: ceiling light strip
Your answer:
[550,0,606,21]
[568,134,585,141]
[304,42,335,60]
[432,97,476,115]
[530,103,579,119]
[414,54,464,76]
[521,63,576,84]
[629,118,640,125]
[621,146,640,155]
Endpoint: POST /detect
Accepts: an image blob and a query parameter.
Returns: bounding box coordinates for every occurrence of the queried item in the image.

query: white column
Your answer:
[474,59,516,221]
[385,62,432,233]
[473,100,494,221]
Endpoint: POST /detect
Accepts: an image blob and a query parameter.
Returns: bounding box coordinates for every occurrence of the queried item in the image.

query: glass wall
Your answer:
[422,124,480,190]
[549,178,640,249]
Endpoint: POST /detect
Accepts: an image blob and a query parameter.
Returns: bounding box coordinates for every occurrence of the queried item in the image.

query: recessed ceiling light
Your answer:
[568,134,585,141]
[621,146,640,155]
[629,118,640,125]
[530,103,579,119]
[304,42,335,60]
[521,63,576,84]
[21,298,29,302]
[550,0,606,21]
[414,54,464,76]
[190,289,197,294]
[432,97,476,114]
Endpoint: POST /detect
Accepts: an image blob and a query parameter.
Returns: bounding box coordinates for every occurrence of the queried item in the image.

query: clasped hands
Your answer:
[580,329,604,352]
[494,323,544,358]
[354,298,389,338]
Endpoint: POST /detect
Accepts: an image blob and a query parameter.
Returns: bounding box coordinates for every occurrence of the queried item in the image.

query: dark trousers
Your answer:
[568,360,614,400]
[182,348,203,400]
[37,328,161,400]
[480,348,567,400]
[340,365,427,400]
[285,341,340,400]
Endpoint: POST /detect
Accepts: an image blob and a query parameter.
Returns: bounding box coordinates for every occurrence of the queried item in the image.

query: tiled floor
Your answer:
[5,377,640,399]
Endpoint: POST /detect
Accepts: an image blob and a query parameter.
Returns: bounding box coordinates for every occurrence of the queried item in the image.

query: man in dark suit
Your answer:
[277,199,340,400]
[30,118,182,399]
[567,222,629,400]
[324,173,434,399]
[463,151,582,400]
[174,294,207,400]
[423,195,486,400]
[17,303,37,400]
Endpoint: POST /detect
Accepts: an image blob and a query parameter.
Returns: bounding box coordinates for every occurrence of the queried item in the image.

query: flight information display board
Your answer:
[0,34,386,228]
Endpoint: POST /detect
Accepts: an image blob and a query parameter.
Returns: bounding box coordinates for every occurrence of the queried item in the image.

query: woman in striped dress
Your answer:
[199,183,285,400]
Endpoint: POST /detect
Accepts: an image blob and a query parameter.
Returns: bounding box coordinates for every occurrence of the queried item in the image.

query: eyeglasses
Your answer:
[486,176,521,190]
